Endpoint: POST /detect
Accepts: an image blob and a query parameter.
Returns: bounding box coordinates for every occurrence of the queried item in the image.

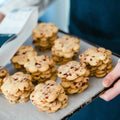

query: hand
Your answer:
[0,12,5,22]
[100,62,120,101]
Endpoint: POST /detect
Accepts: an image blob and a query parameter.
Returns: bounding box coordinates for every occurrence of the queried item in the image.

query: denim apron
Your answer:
[69,0,120,120]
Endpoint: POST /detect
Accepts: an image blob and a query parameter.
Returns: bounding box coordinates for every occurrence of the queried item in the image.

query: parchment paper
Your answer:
[0,32,119,120]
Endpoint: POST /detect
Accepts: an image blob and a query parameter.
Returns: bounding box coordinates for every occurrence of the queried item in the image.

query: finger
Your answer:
[0,12,5,22]
[103,62,120,87]
[100,79,120,101]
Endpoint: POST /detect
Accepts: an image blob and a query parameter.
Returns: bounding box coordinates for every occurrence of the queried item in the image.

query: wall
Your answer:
[40,0,70,32]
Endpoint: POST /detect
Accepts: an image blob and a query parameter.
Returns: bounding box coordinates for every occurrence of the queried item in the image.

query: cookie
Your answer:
[11,45,37,71]
[24,55,57,83]
[1,72,34,104]
[58,61,89,94]
[52,35,80,65]
[32,22,58,52]
[0,68,9,93]
[79,47,113,77]
[30,80,68,113]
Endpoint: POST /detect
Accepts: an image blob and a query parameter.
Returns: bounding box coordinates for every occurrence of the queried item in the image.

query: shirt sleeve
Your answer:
[0,0,55,16]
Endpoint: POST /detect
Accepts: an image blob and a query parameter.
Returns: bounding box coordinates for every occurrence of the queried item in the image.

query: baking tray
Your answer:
[0,30,120,120]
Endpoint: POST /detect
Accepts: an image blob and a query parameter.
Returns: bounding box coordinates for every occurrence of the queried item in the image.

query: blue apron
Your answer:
[69,0,120,54]
[69,0,120,120]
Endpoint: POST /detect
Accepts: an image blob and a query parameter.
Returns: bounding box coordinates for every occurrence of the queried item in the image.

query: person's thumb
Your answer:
[102,62,120,87]
[0,12,5,22]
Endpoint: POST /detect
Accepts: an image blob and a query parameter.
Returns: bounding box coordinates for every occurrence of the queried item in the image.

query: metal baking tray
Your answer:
[0,30,120,120]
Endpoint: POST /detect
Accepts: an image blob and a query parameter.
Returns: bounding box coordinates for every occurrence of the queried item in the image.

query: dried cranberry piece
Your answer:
[1,70,4,73]
[50,84,54,86]
[63,73,67,76]
[82,83,85,86]
[43,59,46,61]
[75,68,78,71]
[59,72,62,74]
[76,74,79,76]
[90,58,92,61]
[79,54,82,57]
[24,87,26,90]
[86,79,89,81]
[69,73,72,76]
[97,49,100,52]
[22,52,26,54]
[45,96,49,99]
[14,78,18,81]
[70,66,74,69]
[74,52,78,54]
[73,82,77,85]
[35,63,41,65]
[24,78,28,81]
[35,63,41,68]
[64,98,66,101]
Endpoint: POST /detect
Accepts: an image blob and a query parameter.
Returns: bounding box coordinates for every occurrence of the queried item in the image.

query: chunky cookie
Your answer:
[79,47,113,77]
[0,68,9,93]
[1,72,34,104]
[32,22,58,52]
[58,61,90,94]
[24,55,57,83]
[52,35,80,65]
[11,45,37,71]
[30,80,68,113]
